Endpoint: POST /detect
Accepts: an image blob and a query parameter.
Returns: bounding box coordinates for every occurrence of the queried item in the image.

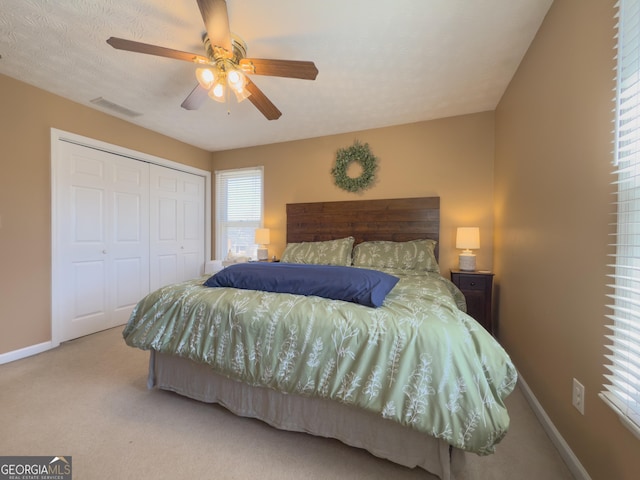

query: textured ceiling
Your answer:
[0,0,552,152]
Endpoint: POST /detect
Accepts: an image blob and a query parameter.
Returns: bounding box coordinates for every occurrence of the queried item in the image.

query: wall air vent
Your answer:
[90,97,142,118]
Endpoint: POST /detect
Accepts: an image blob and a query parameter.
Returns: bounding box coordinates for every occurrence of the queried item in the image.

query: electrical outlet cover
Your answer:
[572,378,585,415]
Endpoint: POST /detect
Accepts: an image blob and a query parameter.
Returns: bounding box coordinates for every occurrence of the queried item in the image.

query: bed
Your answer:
[122,197,516,480]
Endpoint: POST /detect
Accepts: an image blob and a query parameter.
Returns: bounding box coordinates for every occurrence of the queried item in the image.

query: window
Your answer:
[215,167,263,260]
[601,0,640,440]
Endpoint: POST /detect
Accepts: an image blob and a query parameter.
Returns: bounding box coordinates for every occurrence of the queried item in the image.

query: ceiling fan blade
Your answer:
[181,84,209,110]
[197,0,232,55]
[107,37,210,64]
[240,58,319,80]
[245,79,282,120]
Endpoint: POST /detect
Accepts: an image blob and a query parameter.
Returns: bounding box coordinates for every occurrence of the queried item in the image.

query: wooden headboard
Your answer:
[286,197,440,259]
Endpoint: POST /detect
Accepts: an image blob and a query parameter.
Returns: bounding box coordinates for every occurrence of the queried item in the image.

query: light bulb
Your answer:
[231,85,251,103]
[213,83,224,98]
[227,69,246,91]
[196,68,215,90]
[228,70,240,85]
[208,81,226,103]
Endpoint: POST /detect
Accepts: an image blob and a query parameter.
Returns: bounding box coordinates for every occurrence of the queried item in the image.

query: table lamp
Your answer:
[456,227,480,271]
[255,228,270,261]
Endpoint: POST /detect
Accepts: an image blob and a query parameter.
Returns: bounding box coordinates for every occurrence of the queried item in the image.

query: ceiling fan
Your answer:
[106,0,318,120]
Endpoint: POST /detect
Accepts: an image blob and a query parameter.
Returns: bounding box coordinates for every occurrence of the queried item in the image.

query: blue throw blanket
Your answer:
[204,262,399,308]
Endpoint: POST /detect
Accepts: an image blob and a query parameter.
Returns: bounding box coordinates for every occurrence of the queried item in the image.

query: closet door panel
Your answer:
[182,252,201,281]
[57,143,110,340]
[158,197,179,241]
[150,165,205,291]
[150,171,180,289]
[73,187,104,243]
[72,260,106,319]
[157,254,179,288]
[113,257,145,313]
[56,141,149,340]
[181,173,205,281]
[68,185,109,324]
[108,157,150,327]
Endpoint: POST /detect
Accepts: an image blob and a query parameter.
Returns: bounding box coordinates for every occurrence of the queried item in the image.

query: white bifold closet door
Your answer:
[55,141,205,342]
[149,164,205,291]
[56,141,150,341]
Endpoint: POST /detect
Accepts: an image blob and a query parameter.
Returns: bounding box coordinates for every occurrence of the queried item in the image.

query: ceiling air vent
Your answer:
[90,97,142,118]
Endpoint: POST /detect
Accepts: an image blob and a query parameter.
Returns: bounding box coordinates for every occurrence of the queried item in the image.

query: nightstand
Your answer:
[450,270,495,334]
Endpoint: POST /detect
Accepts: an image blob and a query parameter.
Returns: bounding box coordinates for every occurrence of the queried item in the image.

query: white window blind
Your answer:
[601,0,640,440]
[215,167,263,260]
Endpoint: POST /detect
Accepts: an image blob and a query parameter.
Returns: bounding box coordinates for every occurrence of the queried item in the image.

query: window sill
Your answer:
[599,391,640,441]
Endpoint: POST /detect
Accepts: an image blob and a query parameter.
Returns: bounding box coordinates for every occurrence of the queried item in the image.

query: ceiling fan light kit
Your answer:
[106,0,318,120]
[196,34,251,104]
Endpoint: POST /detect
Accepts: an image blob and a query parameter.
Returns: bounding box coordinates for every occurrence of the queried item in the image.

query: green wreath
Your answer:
[331,141,378,192]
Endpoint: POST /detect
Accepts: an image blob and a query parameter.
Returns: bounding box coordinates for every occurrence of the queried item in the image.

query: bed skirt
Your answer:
[149,351,467,480]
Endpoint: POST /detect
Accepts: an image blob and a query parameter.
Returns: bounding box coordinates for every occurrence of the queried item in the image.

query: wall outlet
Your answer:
[572,378,585,415]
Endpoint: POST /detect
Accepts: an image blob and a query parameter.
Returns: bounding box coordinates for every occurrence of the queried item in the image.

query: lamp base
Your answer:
[257,247,268,261]
[459,253,476,271]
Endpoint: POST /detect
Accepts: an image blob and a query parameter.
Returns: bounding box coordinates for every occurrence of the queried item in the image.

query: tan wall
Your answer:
[0,73,212,355]
[495,1,639,478]
[213,111,495,275]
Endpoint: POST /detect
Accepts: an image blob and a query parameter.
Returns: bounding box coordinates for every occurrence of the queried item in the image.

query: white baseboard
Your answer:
[518,373,591,480]
[0,341,55,365]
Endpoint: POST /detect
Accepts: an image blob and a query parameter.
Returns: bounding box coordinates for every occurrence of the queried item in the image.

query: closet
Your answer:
[52,133,208,343]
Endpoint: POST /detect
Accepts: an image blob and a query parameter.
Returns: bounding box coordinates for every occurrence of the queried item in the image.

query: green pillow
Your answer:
[352,239,438,272]
[281,237,355,266]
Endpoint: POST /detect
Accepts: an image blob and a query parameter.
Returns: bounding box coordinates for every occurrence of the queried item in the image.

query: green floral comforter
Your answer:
[122,269,517,455]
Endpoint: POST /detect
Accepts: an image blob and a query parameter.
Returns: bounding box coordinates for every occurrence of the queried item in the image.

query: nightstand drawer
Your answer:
[450,270,494,335]
[458,275,487,291]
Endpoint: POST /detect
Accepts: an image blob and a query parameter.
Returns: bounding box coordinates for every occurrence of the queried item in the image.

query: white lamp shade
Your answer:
[254,228,270,245]
[255,228,270,261]
[456,227,479,271]
[456,227,480,250]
